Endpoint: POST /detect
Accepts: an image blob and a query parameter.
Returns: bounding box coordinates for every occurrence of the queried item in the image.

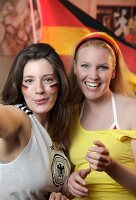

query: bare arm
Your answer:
[0,104,28,138]
[86,140,136,194]
[105,139,136,194]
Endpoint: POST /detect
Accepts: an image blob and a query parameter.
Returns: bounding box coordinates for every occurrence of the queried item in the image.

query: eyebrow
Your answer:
[23,74,55,78]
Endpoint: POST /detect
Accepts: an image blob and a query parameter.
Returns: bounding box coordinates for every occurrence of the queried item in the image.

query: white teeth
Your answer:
[86,82,100,87]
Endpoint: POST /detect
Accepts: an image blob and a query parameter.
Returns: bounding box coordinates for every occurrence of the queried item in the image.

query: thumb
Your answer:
[93,140,105,147]
[79,167,91,179]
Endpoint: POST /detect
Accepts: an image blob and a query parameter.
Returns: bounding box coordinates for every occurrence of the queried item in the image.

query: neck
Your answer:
[34,113,48,128]
[85,91,112,111]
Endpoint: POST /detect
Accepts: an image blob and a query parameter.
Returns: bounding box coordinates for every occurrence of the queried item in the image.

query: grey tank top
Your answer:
[0,104,71,200]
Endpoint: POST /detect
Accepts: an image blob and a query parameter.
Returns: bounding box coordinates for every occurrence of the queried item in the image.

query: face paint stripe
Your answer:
[22,84,29,89]
[49,83,58,88]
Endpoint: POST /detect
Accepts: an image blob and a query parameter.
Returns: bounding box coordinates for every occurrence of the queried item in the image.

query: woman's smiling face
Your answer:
[22,58,58,117]
[74,46,115,101]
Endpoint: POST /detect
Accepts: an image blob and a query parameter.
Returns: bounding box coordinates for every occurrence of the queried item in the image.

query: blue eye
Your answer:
[98,65,109,71]
[81,64,89,68]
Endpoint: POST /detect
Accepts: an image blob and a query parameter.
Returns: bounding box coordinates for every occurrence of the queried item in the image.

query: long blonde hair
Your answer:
[69,32,134,105]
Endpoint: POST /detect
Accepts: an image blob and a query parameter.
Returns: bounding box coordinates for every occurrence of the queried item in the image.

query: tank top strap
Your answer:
[110,93,120,129]
[17,104,33,115]
[80,94,120,130]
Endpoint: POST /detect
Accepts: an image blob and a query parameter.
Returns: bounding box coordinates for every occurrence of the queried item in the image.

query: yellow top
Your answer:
[69,113,136,200]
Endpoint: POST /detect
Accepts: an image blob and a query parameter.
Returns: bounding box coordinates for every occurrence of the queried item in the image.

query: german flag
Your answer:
[37,0,91,70]
[37,0,136,90]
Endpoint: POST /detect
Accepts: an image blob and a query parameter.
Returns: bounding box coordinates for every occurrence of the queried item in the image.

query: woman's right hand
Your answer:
[68,167,91,197]
[86,140,111,172]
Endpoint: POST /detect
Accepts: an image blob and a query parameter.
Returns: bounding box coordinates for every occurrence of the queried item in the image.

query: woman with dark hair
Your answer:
[0,43,71,199]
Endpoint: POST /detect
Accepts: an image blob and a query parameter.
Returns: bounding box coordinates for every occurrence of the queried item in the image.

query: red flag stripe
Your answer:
[37,0,85,27]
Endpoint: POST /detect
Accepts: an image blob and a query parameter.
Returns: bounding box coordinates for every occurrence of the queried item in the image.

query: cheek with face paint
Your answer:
[49,83,58,88]
[21,84,29,93]
[21,84,33,95]
[21,82,59,95]
[46,82,59,94]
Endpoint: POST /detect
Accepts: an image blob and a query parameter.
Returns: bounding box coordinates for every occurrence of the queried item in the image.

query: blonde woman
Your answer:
[68,32,136,200]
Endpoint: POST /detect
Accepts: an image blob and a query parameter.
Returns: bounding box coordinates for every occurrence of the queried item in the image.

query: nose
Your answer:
[89,68,99,80]
[35,81,45,94]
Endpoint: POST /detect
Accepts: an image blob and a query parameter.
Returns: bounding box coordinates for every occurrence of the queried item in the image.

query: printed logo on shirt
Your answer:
[51,154,70,187]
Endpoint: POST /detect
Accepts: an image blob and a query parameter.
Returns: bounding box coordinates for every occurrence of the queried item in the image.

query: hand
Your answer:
[49,192,70,200]
[86,140,111,171]
[68,167,91,197]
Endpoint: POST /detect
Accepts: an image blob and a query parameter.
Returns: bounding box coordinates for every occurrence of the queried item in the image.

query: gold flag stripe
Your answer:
[40,26,90,55]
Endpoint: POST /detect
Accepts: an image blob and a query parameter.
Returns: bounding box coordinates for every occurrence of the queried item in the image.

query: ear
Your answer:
[111,68,116,79]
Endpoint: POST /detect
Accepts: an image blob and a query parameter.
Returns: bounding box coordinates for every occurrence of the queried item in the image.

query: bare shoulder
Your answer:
[0,104,30,138]
[0,105,31,160]
[8,105,31,133]
[115,93,136,110]
[1,104,30,123]
[115,93,136,129]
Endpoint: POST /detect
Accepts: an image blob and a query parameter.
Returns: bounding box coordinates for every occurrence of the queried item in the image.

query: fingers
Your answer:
[68,184,88,197]
[80,167,91,179]
[68,170,90,197]
[93,140,105,147]
[86,140,111,171]
[68,181,88,197]
[90,140,109,155]
[49,192,69,200]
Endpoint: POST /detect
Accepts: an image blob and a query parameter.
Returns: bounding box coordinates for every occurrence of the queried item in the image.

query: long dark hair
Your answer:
[1,43,72,150]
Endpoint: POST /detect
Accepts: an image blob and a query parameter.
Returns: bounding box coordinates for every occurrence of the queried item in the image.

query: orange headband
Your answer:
[74,32,119,58]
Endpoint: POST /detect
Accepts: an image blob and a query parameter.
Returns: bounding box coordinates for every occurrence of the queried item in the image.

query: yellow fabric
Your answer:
[69,111,136,200]
[40,26,90,55]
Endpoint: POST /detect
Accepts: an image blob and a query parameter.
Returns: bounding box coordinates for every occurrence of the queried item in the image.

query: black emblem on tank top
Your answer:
[51,154,70,187]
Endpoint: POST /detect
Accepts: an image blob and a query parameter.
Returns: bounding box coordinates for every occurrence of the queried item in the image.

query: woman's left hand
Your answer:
[49,192,70,200]
[86,140,111,171]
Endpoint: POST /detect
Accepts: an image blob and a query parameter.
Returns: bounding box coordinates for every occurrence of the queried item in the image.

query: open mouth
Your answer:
[85,81,101,89]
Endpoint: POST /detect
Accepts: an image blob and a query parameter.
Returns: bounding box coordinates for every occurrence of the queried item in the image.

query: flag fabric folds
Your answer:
[37,0,136,90]
[37,0,91,56]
